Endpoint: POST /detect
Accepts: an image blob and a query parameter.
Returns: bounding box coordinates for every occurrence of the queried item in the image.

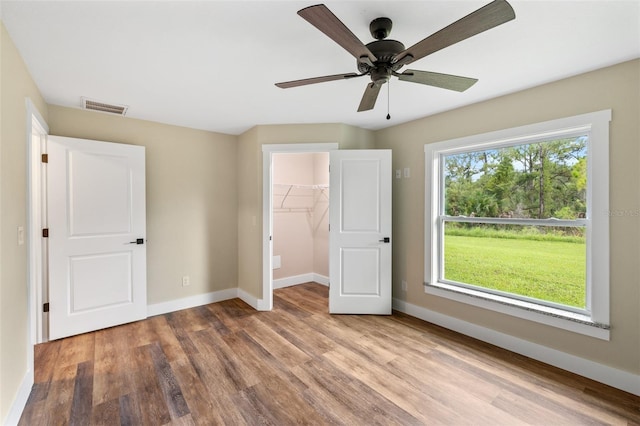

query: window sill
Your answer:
[424,281,610,340]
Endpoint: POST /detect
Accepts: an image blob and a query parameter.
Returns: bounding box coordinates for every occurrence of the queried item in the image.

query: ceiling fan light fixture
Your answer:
[81,97,129,116]
[370,68,391,85]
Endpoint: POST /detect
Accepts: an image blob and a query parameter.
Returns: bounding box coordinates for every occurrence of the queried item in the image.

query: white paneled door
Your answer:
[47,136,146,340]
[329,150,392,314]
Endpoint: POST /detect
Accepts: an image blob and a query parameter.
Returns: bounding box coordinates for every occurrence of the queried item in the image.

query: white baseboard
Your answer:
[273,273,314,289]
[393,298,640,397]
[4,369,34,426]
[313,273,329,286]
[147,288,238,317]
[273,273,329,289]
[238,288,260,310]
[147,287,267,316]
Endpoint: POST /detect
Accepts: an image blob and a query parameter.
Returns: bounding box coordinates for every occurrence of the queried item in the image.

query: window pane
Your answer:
[444,136,587,219]
[443,222,586,308]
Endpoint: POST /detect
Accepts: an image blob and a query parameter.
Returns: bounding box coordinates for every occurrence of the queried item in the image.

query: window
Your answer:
[424,111,611,339]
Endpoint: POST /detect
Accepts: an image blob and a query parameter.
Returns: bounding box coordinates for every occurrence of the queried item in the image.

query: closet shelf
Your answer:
[273,183,328,190]
[274,183,329,209]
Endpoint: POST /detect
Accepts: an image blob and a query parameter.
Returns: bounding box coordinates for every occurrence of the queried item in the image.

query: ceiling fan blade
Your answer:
[394,0,515,65]
[276,73,361,89]
[398,70,478,92]
[358,83,382,112]
[298,4,377,64]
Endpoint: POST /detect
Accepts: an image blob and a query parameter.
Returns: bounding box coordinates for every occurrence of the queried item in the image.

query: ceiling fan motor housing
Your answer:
[358,39,406,78]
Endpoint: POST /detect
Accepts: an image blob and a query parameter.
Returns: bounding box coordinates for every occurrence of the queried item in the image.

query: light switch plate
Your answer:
[17,226,24,245]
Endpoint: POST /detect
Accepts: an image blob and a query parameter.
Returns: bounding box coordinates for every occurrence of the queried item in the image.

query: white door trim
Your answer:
[26,98,49,350]
[260,143,338,311]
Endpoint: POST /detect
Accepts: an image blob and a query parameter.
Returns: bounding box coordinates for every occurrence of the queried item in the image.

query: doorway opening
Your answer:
[261,143,338,311]
[272,151,330,287]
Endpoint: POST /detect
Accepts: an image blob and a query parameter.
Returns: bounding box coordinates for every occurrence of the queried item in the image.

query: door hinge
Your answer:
[41,153,48,163]
[42,228,49,238]
[43,303,50,313]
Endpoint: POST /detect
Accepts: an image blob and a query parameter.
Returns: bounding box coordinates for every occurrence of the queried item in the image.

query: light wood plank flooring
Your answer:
[20,283,640,425]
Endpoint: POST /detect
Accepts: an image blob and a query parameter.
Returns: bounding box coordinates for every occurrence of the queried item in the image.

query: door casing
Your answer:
[26,98,49,346]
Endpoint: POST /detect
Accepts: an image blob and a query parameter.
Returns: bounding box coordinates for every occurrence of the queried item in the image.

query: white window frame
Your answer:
[424,110,611,340]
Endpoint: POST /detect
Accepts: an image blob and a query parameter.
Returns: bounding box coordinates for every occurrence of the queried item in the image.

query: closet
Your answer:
[272,152,329,288]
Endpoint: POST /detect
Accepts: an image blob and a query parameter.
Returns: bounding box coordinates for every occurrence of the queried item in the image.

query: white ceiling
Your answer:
[2,1,639,135]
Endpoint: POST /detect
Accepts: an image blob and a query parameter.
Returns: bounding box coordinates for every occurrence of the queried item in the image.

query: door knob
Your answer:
[379,237,390,243]
[128,238,144,245]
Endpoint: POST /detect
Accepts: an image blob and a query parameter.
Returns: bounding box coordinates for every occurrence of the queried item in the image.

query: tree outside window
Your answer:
[442,136,587,309]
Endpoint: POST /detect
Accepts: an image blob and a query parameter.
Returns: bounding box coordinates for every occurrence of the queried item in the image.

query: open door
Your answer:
[329,149,392,314]
[47,136,147,340]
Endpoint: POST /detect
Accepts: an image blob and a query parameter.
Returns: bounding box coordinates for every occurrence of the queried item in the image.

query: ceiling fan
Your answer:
[275,0,515,112]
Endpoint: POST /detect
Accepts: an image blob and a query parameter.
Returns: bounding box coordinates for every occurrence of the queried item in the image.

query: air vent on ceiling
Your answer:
[81,97,128,116]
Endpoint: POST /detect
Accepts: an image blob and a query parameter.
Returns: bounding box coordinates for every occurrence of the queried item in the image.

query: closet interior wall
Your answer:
[272,153,329,285]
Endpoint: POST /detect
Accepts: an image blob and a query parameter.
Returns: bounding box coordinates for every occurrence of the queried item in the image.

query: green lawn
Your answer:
[444,235,586,308]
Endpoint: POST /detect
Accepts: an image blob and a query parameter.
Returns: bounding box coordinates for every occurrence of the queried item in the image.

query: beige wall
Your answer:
[0,22,49,421]
[236,124,375,298]
[272,152,329,280]
[375,59,640,374]
[47,105,238,305]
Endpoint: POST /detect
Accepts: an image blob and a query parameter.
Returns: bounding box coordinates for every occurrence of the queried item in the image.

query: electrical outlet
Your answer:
[182,275,190,287]
[401,280,408,292]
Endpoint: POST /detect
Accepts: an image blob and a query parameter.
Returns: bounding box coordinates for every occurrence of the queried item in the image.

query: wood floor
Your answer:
[20,283,640,425]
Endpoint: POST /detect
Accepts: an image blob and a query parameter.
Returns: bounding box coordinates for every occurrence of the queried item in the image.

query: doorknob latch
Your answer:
[128,238,145,245]
[379,237,390,243]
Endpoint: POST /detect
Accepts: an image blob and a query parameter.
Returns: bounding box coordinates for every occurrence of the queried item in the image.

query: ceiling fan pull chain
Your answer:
[386,81,391,120]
